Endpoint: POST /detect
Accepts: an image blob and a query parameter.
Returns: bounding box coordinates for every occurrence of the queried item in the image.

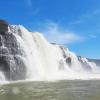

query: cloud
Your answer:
[69,8,100,26]
[38,21,83,44]
[25,0,39,15]
[81,9,100,19]
[27,0,32,8]
[88,34,97,39]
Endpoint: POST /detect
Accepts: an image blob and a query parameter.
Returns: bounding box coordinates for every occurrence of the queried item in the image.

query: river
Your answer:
[0,80,100,100]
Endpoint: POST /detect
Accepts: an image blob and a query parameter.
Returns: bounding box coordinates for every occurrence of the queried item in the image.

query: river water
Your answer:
[0,80,100,100]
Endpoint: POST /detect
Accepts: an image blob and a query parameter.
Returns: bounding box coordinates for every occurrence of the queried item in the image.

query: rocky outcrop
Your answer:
[0,20,26,81]
[0,20,8,33]
[88,58,100,67]
[78,56,92,71]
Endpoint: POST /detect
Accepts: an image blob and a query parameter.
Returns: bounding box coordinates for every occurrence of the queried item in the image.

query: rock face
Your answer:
[66,57,72,66]
[78,56,92,71]
[0,20,26,81]
[0,20,8,33]
[77,56,100,73]
[59,46,72,66]
[88,58,100,67]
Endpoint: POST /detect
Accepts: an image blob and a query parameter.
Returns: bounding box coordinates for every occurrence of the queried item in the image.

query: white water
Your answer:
[0,25,100,83]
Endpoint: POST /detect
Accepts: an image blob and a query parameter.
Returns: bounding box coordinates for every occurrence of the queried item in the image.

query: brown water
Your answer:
[0,80,100,100]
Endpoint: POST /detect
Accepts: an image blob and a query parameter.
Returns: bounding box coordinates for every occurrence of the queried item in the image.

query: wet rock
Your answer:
[0,20,26,80]
[0,55,11,80]
[0,20,8,33]
[66,57,72,66]
[0,47,9,55]
[0,55,26,80]
[10,56,26,80]
[77,56,92,71]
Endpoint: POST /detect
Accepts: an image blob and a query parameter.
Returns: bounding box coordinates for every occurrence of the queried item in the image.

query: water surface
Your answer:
[0,80,100,100]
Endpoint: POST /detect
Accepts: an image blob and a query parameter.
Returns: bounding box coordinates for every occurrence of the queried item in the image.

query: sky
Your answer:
[0,0,100,59]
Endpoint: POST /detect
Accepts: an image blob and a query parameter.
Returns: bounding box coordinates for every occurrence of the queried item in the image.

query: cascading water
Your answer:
[0,22,100,82]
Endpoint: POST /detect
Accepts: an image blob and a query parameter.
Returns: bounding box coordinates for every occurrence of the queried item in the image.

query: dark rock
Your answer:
[88,58,100,67]
[0,21,26,81]
[0,20,8,33]
[59,46,67,58]
[0,55,11,80]
[0,35,3,46]
[66,57,72,66]
[77,56,92,71]
[0,47,9,55]
[10,56,26,80]
[3,33,25,56]
[0,55,26,80]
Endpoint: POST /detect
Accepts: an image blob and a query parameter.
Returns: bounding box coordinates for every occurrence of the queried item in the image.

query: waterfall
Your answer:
[0,25,100,82]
